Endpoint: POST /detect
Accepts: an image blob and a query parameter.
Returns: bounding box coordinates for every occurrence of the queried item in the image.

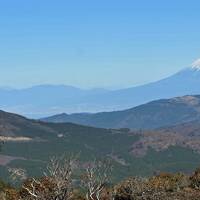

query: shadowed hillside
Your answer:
[43,95,200,129]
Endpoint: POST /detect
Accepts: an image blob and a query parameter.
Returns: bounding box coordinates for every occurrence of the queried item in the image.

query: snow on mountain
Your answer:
[191,58,200,71]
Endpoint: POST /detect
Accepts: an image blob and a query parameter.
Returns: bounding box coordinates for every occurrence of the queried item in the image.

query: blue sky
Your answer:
[0,0,200,89]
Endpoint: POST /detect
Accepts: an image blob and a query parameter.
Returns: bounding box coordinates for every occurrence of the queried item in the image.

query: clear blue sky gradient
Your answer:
[0,0,200,89]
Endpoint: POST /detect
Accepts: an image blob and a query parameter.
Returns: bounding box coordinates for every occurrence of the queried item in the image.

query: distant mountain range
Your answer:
[0,85,110,118]
[42,95,200,129]
[1,65,200,117]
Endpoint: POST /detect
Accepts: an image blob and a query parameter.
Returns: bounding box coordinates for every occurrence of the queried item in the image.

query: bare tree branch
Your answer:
[82,159,112,200]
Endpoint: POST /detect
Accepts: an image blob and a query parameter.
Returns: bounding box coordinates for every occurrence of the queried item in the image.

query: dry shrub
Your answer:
[148,172,190,192]
[5,157,200,200]
[3,188,19,200]
[190,167,200,189]
[19,177,56,199]
[113,177,148,200]
[0,179,19,200]
[113,173,191,200]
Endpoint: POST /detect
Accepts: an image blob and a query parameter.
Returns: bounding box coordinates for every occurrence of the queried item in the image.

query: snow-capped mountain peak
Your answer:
[191,58,200,71]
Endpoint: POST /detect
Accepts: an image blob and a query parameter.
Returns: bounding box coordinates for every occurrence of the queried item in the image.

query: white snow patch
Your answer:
[191,58,200,70]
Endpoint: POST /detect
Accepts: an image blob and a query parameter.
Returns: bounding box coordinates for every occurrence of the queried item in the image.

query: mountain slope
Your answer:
[1,65,200,117]
[2,111,200,181]
[132,120,200,157]
[0,110,114,139]
[86,67,200,110]
[43,95,200,129]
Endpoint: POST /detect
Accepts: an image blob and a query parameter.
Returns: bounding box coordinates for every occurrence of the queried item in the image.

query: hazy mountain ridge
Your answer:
[1,66,200,117]
[43,95,200,129]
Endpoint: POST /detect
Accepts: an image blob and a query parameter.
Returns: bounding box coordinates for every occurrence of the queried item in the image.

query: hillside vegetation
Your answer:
[1,110,200,182]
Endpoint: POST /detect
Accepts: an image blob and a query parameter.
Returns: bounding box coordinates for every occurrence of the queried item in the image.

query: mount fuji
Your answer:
[1,60,200,118]
[67,59,200,114]
[98,61,200,109]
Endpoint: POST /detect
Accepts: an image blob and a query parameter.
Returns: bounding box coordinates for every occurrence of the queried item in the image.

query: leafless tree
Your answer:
[21,178,45,200]
[82,159,113,200]
[44,155,77,200]
[9,155,77,200]
[8,167,27,182]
